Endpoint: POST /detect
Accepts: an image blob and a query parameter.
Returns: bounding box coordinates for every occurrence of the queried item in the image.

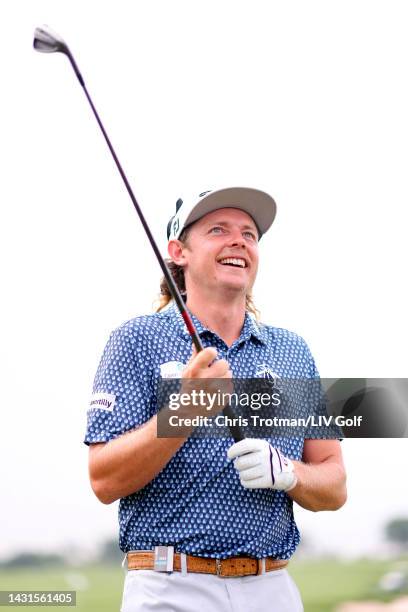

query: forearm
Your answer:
[89,414,187,504]
[287,458,347,512]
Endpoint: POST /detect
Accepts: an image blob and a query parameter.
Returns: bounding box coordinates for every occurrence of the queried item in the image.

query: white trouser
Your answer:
[120,567,304,612]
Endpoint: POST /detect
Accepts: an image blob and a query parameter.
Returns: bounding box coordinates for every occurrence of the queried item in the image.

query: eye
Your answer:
[209,226,225,234]
[243,230,258,241]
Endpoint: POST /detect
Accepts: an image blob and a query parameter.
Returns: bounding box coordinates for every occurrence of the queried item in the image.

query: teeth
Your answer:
[219,258,246,268]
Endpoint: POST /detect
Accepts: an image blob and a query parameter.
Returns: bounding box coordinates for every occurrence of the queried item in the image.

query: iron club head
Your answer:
[33,25,68,54]
[33,25,84,86]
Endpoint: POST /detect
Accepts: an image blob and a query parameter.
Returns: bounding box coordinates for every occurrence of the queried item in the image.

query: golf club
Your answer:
[33,25,244,443]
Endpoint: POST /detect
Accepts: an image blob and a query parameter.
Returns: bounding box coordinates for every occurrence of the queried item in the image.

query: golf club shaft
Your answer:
[64,50,244,442]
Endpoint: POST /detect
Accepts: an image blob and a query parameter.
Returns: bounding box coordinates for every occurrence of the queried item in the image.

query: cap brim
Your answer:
[183,187,277,237]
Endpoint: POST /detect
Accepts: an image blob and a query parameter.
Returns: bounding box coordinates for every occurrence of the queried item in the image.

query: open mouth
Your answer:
[218,257,247,268]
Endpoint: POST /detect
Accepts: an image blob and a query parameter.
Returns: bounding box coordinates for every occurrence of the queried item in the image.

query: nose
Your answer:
[227,227,246,248]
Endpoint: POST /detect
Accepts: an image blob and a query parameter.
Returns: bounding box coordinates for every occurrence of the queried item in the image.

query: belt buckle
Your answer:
[154,546,174,572]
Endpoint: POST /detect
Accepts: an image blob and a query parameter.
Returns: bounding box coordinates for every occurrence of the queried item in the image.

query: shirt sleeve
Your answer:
[83,322,155,445]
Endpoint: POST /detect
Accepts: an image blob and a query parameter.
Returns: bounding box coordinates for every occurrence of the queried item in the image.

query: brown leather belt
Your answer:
[127,551,288,577]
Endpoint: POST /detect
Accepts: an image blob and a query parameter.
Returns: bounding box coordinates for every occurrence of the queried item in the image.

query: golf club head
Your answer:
[33,25,68,54]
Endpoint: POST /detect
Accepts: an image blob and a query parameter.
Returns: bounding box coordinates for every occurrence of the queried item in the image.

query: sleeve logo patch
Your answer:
[89,392,116,412]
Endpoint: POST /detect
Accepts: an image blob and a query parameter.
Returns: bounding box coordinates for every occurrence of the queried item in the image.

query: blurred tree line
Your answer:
[386,518,408,551]
[0,539,123,568]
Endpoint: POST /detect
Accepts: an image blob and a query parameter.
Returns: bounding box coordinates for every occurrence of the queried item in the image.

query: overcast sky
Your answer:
[1,0,407,561]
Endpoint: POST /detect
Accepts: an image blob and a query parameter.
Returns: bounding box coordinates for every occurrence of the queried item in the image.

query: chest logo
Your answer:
[255,364,282,389]
[160,360,186,379]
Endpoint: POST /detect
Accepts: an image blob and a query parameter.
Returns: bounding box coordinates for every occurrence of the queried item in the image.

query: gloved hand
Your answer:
[227,438,298,492]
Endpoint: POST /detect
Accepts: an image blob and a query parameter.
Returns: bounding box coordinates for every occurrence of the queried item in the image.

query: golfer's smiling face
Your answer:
[182,208,259,296]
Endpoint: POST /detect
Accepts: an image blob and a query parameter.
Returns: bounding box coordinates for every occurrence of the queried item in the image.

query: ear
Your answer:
[168,239,187,266]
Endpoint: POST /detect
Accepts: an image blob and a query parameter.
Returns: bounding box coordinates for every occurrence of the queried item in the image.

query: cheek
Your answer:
[187,250,214,273]
[250,248,259,271]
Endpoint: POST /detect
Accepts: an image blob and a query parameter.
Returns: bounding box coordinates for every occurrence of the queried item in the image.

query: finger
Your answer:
[208,358,231,378]
[240,476,269,489]
[186,347,218,373]
[227,438,265,461]
[238,465,265,481]
[233,453,262,472]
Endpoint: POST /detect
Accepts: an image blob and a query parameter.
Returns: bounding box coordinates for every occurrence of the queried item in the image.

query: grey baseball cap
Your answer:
[167,187,277,241]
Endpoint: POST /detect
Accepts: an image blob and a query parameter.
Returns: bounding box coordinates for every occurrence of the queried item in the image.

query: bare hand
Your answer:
[180,347,233,415]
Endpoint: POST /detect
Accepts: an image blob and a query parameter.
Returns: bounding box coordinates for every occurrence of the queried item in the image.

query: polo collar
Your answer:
[168,302,267,345]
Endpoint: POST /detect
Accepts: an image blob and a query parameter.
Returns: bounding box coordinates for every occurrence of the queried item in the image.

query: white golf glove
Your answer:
[227,439,298,492]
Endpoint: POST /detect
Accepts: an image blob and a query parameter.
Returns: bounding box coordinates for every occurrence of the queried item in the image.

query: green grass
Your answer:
[289,557,408,612]
[0,566,123,612]
[1,558,407,611]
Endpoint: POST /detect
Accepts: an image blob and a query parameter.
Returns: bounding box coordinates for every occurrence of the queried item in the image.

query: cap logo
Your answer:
[199,190,212,198]
[172,217,180,236]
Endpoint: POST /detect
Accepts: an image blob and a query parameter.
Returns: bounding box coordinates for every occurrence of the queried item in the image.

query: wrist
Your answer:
[285,460,301,492]
[284,460,298,491]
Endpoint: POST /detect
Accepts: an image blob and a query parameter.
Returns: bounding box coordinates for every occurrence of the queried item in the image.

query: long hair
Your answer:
[154,228,260,320]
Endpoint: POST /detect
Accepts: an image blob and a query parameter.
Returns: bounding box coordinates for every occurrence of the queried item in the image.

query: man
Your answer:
[84,187,347,612]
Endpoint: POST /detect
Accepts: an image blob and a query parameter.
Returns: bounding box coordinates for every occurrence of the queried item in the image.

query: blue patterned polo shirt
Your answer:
[84,303,322,559]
